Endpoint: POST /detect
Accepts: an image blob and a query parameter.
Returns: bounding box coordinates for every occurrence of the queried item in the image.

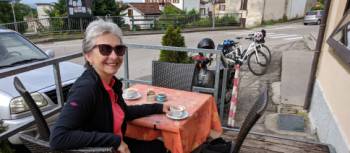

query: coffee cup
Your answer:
[170,105,185,117]
[126,88,138,98]
[156,93,167,102]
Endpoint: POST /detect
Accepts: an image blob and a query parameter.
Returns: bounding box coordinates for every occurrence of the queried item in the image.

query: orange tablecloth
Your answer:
[124,84,223,153]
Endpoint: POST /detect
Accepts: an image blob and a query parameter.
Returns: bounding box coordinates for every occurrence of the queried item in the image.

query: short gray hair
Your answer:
[82,19,123,67]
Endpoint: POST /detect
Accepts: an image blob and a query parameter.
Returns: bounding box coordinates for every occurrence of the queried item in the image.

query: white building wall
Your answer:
[37,5,52,19]
[36,4,52,27]
[172,0,184,10]
[225,0,241,13]
[199,3,211,16]
[122,8,155,30]
[286,0,306,19]
[245,0,264,28]
[309,81,350,153]
[183,0,200,12]
[263,0,285,21]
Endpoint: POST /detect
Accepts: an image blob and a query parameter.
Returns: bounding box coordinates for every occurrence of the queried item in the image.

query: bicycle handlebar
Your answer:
[245,37,254,40]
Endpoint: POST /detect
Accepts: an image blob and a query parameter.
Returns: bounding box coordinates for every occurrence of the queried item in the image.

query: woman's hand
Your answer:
[117,141,130,153]
[162,103,171,113]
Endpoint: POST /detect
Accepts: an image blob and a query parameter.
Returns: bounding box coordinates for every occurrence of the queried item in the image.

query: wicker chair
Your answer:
[152,61,196,91]
[13,77,115,153]
[230,87,268,153]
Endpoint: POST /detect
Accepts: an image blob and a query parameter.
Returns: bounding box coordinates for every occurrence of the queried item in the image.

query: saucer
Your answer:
[166,111,189,120]
[122,92,142,100]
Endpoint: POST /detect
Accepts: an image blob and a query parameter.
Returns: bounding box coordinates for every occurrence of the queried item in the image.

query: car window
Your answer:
[0,32,48,68]
[306,11,317,15]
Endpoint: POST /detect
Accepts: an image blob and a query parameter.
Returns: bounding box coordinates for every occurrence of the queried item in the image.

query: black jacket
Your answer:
[49,67,164,150]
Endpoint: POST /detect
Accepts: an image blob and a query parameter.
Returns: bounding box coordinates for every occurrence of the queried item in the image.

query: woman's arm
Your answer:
[124,103,171,121]
[50,82,121,150]
[124,103,164,121]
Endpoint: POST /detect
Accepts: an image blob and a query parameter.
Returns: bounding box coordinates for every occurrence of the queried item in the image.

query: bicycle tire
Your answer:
[257,44,272,65]
[247,51,268,76]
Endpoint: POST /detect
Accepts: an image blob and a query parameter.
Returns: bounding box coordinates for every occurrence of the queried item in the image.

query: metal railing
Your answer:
[0,13,242,35]
[0,44,228,142]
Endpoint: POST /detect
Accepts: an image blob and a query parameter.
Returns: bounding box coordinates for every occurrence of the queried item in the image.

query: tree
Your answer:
[158,5,185,29]
[162,5,185,16]
[159,26,189,63]
[311,0,325,10]
[0,1,34,33]
[91,0,126,26]
[46,0,67,17]
[0,2,12,23]
[0,1,35,23]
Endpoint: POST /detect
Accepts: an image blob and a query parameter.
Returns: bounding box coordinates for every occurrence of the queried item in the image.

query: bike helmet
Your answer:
[253,31,264,42]
[197,38,215,49]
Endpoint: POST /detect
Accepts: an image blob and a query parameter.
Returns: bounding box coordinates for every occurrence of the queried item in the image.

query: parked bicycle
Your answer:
[219,29,271,75]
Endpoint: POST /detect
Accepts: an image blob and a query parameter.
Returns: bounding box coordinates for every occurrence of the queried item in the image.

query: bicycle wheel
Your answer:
[247,51,268,76]
[257,44,271,65]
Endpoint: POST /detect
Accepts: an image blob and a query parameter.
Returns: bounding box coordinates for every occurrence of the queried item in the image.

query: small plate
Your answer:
[166,111,189,120]
[122,92,142,100]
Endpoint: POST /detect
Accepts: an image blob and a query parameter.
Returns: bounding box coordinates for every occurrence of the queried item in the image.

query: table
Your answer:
[124,84,223,153]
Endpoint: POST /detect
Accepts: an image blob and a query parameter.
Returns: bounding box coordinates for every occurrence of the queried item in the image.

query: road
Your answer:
[36,22,319,80]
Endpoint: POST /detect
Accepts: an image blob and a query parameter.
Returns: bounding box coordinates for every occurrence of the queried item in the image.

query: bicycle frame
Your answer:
[237,41,263,64]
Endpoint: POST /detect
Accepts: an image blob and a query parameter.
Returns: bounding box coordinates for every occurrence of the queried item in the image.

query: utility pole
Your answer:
[11,0,18,32]
[212,0,215,29]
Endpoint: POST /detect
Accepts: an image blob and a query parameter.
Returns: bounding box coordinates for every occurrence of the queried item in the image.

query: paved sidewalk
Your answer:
[230,38,319,141]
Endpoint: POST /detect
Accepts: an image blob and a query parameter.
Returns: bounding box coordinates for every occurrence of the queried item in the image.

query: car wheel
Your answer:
[317,20,321,25]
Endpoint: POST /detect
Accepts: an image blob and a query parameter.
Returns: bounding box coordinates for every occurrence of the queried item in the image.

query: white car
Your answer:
[0,29,85,144]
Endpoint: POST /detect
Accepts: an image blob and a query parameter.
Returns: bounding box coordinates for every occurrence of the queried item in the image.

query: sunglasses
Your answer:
[94,44,127,56]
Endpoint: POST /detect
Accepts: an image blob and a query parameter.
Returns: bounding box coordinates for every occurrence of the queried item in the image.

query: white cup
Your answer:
[126,88,137,98]
[170,105,186,117]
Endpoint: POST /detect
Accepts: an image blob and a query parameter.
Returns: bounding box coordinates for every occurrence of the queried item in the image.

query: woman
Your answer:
[50,19,169,153]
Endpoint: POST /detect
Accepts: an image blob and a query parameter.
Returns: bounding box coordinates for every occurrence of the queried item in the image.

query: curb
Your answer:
[303,33,317,51]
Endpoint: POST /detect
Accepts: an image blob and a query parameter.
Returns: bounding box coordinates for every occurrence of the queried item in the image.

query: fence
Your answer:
[0,13,242,35]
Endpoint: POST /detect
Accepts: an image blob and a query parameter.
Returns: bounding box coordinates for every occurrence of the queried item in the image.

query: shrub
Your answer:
[216,14,238,26]
[159,26,189,63]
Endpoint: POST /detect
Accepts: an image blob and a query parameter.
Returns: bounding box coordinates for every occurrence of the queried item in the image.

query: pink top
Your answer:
[102,79,125,138]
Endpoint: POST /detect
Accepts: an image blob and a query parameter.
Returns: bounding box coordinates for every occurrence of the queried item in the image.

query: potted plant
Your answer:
[159,26,190,63]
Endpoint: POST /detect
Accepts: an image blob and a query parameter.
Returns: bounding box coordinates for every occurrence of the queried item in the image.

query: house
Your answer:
[36,3,53,27]
[307,1,350,153]
[143,0,200,12]
[225,0,316,28]
[36,3,52,19]
[199,0,226,17]
[122,3,162,30]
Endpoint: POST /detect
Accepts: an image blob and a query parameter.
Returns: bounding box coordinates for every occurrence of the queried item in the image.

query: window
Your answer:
[219,4,225,11]
[200,8,206,15]
[327,9,350,65]
[128,9,133,17]
[240,0,247,10]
